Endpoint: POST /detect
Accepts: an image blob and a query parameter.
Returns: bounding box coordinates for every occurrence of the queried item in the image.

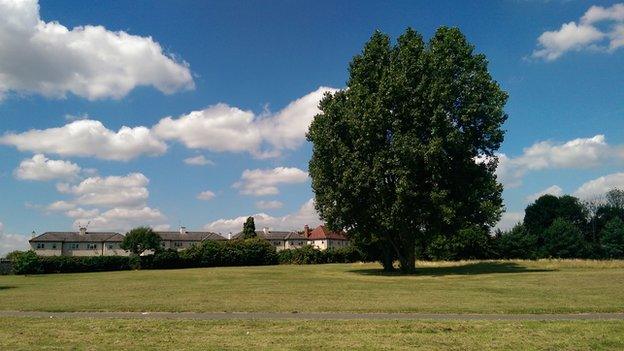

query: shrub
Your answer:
[12,251,42,275]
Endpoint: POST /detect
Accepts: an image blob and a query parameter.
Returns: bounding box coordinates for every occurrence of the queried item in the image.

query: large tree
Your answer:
[121,227,161,256]
[524,194,587,244]
[307,28,507,272]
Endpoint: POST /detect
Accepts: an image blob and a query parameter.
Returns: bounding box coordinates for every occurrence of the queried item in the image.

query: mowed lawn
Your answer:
[1,318,624,350]
[1,260,624,313]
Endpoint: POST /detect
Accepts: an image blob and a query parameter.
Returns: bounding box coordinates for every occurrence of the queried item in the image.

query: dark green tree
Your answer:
[492,223,538,259]
[542,218,586,258]
[242,216,257,239]
[524,195,587,244]
[307,28,507,272]
[120,226,161,256]
[600,217,624,258]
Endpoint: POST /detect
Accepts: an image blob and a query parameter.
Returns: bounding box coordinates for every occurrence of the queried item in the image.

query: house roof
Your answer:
[30,232,123,243]
[155,231,225,241]
[308,225,348,240]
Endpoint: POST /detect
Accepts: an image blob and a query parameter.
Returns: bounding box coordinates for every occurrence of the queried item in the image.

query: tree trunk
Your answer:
[398,236,416,273]
[381,245,395,272]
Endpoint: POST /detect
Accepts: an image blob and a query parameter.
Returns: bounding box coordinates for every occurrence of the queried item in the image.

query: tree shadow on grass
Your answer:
[349,261,555,277]
[0,286,16,290]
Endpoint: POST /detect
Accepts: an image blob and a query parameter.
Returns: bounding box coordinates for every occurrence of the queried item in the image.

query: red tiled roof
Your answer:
[307,225,348,240]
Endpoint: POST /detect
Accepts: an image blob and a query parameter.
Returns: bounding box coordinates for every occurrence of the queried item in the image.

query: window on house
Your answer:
[161,242,166,247]
[70,243,79,249]
[52,244,57,249]
[174,242,183,247]
[107,244,114,249]
[87,243,97,249]
[36,243,44,249]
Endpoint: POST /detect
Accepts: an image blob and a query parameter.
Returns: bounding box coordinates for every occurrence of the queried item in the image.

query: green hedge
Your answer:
[11,238,279,274]
[11,251,131,274]
[277,245,365,264]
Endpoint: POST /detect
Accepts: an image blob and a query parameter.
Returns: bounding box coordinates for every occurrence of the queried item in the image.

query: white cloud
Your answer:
[197,190,216,201]
[497,135,624,188]
[57,173,149,208]
[233,167,309,196]
[1,119,167,161]
[257,87,338,151]
[581,3,624,24]
[256,200,284,210]
[495,211,525,232]
[153,104,261,153]
[71,206,166,232]
[153,87,338,158]
[183,155,215,166]
[525,185,564,203]
[0,221,30,256]
[532,3,624,60]
[574,172,624,199]
[0,0,193,101]
[14,154,81,181]
[205,198,321,234]
[45,200,76,212]
[65,208,100,219]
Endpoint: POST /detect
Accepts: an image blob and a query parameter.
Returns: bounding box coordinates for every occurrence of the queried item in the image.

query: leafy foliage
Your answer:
[541,218,587,258]
[120,226,162,256]
[307,27,507,272]
[242,216,257,239]
[524,195,587,243]
[600,217,624,259]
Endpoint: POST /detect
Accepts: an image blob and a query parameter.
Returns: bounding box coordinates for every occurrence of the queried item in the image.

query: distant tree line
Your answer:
[404,188,624,261]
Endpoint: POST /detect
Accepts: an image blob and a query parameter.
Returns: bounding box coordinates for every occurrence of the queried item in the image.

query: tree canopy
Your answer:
[120,227,161,256]
[242,216,257,239]
[307,27,507,272]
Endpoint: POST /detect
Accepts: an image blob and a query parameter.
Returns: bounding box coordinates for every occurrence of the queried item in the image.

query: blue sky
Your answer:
[1,0,623,253]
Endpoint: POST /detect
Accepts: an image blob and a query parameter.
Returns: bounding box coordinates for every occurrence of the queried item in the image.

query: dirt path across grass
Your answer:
[2,311,624,321]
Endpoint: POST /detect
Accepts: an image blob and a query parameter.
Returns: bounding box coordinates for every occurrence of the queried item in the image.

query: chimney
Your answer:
[228,232,232,240]
[179,226,187,235]
[263,227,268,235]
[304,225,311,238]
[79,226,87,235]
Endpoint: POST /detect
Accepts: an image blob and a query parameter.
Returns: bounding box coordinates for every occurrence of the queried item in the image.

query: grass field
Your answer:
[1,317,623,350]
[1,260,624,313]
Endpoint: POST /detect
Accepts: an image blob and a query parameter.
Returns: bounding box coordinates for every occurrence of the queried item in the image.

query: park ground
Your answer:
[1,260,624,350]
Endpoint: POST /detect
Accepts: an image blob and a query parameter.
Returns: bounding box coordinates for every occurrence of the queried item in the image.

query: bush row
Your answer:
[277,245,364,264]
[11,238,280,274]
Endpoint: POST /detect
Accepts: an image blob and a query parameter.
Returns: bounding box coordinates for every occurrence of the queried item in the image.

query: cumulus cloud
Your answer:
[153,87,338,158]
[205,198,321,234]
[233,167,309,196]
[574,172,624,199]
[0,221,30,256]
[0,0,193,100]
[57,173,149,208]
[183,155,215,166]
[71,206,166,232]
[256,200,284,210]
[532,3,624,60]
[525,185,564,203]
[0,119,167,161]
[495,211,524,232]
[197,190,216,201]
[14,154,80,181]
[497,135,624,188]
[45,200,76,212]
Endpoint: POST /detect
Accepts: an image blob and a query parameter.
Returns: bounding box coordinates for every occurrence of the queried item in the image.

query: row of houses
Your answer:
[29,225,349,257]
